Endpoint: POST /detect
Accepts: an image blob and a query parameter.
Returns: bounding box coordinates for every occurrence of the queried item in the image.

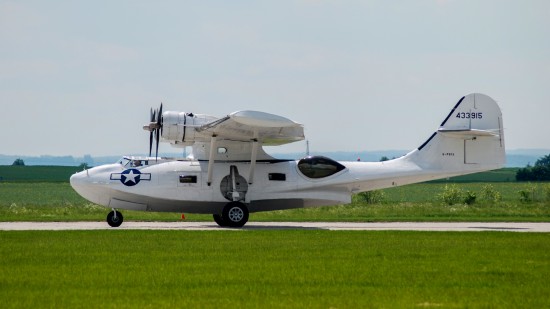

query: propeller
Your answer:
[143,103,163,160]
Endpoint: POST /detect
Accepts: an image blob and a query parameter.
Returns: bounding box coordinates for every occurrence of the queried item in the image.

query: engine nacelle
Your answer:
[161,111,217,147]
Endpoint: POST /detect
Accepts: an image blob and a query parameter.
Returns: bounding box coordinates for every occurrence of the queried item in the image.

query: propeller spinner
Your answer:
[143,103,163,159]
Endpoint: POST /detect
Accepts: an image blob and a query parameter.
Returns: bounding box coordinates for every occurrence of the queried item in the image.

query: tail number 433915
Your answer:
[456,112,482,119]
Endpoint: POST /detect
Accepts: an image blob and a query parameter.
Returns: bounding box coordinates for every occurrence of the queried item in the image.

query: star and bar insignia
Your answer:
[110,169,151,186]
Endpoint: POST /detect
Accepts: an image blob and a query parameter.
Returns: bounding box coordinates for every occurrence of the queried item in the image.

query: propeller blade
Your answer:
[160,115,163,136]
[149,131,153,157]
[145,103,164,161]
[157,103,164,144]
[155,127,160,161]
[148,107,156,156]
[158,103,163,125]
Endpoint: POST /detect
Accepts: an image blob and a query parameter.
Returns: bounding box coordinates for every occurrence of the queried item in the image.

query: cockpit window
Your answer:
[297,156,346,179]
[118,158,131,167]
[118,157,148,167]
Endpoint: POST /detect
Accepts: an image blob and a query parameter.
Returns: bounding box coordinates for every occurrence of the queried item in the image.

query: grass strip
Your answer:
[0,230,549,308]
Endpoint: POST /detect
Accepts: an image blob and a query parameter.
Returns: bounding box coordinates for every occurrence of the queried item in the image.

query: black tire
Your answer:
[107,210,124,227]
[222,202,249,228]
[213,214,227,227]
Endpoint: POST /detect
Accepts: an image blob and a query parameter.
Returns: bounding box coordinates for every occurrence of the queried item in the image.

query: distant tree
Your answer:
[12,158,25,166]
[380,156,390,162]
[82,154,94,166]
[516,164,533,181]
[536,154,550,167]
[516,154,550,181]
[78,162,90,170]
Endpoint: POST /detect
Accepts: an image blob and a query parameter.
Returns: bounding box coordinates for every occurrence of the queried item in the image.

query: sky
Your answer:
[1,0,549,157]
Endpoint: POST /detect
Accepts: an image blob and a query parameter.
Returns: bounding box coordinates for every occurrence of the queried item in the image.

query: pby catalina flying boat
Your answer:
[70,93,505,228]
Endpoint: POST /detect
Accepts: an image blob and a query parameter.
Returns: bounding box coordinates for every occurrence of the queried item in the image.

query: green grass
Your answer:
[429,167,519,183]
[1,182,550,222]
[0,165,81,182]
[0,230,549,308]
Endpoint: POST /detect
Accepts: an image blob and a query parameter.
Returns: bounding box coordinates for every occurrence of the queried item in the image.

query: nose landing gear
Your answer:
[107,209,124,227]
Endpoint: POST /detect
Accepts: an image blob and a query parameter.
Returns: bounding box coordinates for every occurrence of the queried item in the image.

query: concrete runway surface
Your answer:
[1,221,550,232]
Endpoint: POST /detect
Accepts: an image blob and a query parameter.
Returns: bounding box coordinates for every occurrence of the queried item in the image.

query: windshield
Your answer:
[118,157,131,167]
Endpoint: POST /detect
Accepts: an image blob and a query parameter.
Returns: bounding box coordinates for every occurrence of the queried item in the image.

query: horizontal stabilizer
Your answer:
[438,128,500,138]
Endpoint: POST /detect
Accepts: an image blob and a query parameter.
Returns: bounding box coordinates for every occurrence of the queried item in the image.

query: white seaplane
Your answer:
[70,93,505,227]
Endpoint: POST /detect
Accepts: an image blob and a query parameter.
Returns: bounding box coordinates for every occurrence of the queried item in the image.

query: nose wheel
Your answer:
[107,210,124,227]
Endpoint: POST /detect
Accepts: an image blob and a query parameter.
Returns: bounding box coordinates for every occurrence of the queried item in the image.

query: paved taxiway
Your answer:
[1,221,549,232]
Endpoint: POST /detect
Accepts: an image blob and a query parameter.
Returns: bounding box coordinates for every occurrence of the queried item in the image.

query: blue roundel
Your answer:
[120,169,142,186]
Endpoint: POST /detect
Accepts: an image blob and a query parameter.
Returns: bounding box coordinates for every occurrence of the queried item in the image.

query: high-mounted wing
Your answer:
[192,110,304,185]
[197,110,304,145]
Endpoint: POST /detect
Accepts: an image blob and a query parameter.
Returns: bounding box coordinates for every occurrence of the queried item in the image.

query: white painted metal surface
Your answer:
[70,93,506,228]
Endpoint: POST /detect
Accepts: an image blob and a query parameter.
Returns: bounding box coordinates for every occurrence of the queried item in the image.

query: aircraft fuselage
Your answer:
[71,156,352,215]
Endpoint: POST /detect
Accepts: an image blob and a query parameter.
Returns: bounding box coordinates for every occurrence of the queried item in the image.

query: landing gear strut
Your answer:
[214,202,249,228]
[107,209,124,227]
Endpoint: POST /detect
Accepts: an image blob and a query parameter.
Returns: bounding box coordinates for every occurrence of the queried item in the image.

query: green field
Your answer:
[1,181,549,222]
[0,165,82,182]
[0,230,548,308]
[429,168,519,183]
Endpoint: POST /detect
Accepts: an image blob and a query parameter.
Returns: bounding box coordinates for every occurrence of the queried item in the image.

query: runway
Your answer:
[1,221,550,232]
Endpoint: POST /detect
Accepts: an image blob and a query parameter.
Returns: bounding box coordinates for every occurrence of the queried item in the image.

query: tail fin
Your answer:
[408,93,505,173]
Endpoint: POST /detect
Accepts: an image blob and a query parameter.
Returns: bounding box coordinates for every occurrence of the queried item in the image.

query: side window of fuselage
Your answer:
[179,175,197,183]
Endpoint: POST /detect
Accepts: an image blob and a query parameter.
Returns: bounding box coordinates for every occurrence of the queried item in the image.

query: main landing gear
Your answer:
[107,209,124,227]
[213,202,249,228]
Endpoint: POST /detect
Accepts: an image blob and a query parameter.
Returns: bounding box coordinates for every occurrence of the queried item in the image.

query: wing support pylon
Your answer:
[207,135,217,186]
[248,138,259,185]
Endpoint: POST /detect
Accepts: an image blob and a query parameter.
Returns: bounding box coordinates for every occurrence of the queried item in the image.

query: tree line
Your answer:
[516,154,550,181]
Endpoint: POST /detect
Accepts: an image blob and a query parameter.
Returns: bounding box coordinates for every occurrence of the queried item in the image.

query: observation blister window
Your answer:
[297,156,346,179]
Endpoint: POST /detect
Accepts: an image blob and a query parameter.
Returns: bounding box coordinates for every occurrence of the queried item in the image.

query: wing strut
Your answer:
[207,135,217,186]
[248,138,259,185]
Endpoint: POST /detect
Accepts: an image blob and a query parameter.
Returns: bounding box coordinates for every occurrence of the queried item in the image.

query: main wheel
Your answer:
[213,214,227,227]
[222,202,249,228]
[107,210,124,227]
